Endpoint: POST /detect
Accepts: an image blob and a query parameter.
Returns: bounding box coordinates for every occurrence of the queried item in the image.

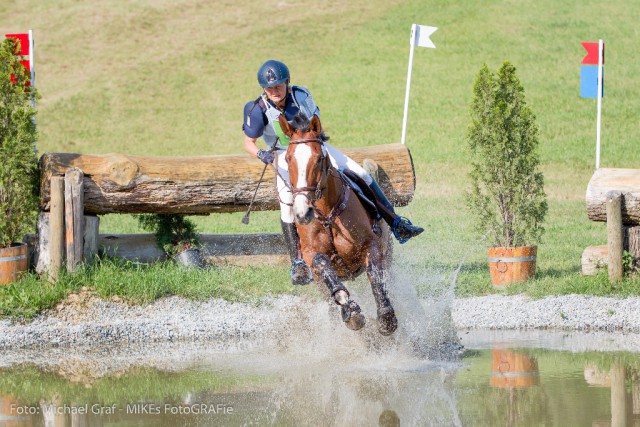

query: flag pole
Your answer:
[595,38,603,169]
[28,29,37,155]
[400,24,417,145]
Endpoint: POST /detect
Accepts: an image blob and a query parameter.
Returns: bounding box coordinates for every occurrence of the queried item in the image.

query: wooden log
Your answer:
[39,144,416,215]
[83,215,100,263]
[49,177,65,281]
[65,168,85,272]
[607,191,623,281]
[625,226,640,260]
[98,233,287,264]
[586,168,640,224]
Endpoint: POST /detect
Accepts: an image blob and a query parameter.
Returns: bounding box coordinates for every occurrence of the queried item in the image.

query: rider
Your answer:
[242,60,424,285]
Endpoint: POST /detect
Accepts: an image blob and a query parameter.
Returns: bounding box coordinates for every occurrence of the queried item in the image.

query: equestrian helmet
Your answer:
[257,60,290,88]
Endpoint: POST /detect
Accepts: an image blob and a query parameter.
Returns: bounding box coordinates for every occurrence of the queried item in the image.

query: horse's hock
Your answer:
[582,168,640,277]
[35,144,416,272]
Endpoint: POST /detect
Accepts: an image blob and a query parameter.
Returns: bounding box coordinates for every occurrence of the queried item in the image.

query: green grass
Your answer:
[0,258,316,320]
[2,0,640,318]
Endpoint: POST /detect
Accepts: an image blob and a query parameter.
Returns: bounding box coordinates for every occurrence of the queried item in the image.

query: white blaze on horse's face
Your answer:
[292,144,315,225]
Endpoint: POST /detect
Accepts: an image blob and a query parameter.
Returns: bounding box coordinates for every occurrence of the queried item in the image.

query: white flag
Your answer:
[411,24,437,48]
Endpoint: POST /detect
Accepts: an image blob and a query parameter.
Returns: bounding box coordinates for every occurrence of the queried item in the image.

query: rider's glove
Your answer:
[256,149,275,164]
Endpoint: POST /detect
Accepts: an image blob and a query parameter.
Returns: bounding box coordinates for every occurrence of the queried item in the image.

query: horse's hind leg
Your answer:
[312,254,366,331]
[367,246,397,336]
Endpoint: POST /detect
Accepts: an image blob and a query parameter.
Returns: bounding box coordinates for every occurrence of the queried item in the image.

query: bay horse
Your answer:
[279,113,397,336]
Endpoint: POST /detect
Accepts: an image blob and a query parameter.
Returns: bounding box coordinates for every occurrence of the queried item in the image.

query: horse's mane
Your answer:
[288,113,311,133]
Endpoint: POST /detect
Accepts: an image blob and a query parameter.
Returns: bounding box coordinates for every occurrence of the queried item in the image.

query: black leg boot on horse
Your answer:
[367,255,398,336]
[281,220,313,285]
[312,253,366,331]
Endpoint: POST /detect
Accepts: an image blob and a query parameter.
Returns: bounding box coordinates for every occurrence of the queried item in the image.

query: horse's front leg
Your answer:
[311,253,366,331]
[367,245,397,336]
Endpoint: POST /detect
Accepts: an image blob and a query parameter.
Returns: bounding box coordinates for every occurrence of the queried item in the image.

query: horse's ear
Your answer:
[310,114,322,134]
[278,114,294,138]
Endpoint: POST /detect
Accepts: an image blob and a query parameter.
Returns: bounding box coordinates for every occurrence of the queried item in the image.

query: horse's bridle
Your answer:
[288,137,329,201]
[287,136,351,254]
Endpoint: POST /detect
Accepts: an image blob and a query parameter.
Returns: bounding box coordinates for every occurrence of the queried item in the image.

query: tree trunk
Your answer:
[586,168,640,224]
[39,144,416,215]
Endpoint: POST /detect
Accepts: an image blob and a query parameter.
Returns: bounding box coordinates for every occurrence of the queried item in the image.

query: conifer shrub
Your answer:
[466,61,547,248]
[0,38,39,247]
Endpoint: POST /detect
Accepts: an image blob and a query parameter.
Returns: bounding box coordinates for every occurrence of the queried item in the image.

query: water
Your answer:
[1,236,636,426]
[2,331,640,426]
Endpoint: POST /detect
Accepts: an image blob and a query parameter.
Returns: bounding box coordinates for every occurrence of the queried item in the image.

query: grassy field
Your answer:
[1,0,640,317]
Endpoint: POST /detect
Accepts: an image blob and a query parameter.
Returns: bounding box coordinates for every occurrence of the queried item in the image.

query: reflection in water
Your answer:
[490,349,540,389]
[587,359,640,427]
[4,342,640,426]
[489,349,541,427]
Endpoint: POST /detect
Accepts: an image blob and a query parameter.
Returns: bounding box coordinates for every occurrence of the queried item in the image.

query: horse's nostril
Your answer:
[295,209,314,225]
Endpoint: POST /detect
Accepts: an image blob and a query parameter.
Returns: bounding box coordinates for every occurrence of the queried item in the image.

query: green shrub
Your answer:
[0,38,39,247]
[136,213,200,256]
[466,61,548,248]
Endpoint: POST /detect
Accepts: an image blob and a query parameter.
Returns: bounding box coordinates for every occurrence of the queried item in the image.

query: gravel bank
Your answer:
[2,293,640,351]
[452,294,640,332]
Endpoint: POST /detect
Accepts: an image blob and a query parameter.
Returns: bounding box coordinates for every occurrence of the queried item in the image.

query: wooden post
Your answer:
[606,191,623,281]
[49,177,65,281]
[624,225,640,272]
[35,212,50,275]
[83,215,100,263]
[65,168,84,272]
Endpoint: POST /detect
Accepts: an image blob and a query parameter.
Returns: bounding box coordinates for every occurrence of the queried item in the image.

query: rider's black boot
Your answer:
[368,180,424,244]
[281,220,313,285]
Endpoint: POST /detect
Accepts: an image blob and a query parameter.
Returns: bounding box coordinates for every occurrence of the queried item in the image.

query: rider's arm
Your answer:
[243,99,266,158]
[243,135,260,158]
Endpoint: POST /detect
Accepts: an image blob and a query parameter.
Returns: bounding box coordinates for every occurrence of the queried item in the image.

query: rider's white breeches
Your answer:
[275,143,373,224]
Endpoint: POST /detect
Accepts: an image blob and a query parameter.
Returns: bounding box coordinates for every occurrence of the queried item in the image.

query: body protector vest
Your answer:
[260,85,318,147]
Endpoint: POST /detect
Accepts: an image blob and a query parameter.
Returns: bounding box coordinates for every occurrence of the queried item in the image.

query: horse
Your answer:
[278,113,398,336]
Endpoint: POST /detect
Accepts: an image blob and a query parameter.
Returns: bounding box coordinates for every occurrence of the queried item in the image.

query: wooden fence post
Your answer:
[49,176,65,281]
[65,168,84,272]
[83,215,100,262]
[606,191,623,281]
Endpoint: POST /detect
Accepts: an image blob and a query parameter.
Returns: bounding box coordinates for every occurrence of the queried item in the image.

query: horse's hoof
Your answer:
[290,260,313,286]
[377,306,397,336]
[345,313,366,331]
[341,300,366,331]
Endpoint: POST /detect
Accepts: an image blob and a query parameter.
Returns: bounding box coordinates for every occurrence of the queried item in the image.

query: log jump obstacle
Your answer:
[582,168,640,279]
[35,143,416,277]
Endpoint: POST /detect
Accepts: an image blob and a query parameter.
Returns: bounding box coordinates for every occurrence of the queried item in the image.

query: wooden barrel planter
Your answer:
[490,349,540,389]
[0,243,28,285]
[488,246,537,288]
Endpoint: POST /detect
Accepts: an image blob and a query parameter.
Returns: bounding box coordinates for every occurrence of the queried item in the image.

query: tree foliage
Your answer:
[0,38,39,247]
[137,214,200,256]
[466,61,547,248]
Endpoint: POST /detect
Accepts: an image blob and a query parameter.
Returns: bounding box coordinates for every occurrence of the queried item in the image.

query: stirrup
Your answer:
[392,216,419,244]
[290,259,313,285]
